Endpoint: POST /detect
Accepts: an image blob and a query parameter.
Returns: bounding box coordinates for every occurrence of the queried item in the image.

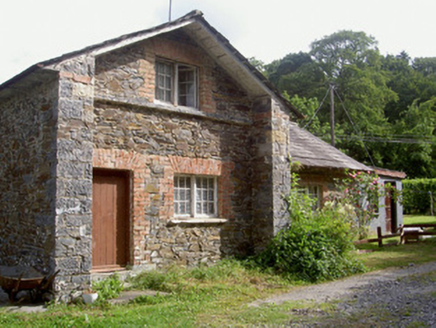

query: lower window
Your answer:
[174,175,217,217]
[299,185,321,209]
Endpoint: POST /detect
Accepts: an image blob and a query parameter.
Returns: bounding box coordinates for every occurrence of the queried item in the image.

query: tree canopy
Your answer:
[265,31,436,178]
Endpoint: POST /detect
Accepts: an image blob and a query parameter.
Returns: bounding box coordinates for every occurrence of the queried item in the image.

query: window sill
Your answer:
[167,218,228,227]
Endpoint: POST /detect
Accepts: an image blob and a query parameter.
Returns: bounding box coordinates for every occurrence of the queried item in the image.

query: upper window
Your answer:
[155,61,198,108]
[174,175,217,218]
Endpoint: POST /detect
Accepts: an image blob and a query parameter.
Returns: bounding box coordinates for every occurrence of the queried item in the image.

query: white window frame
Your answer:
[174,175,218,218]
[155,60,198,108]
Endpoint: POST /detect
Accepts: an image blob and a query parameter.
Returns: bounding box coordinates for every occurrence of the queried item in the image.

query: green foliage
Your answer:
[310,30,380,79]
[129,269,175,293]
[3,242,436,327]
[402,179,436,214]
[266,31,436,178]
[334,170,383,239]
[254,169,365,282]
[92,273,124,301]
[255,207,365,282]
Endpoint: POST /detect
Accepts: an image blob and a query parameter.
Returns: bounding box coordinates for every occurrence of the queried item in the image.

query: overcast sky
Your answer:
[2,0,436,84]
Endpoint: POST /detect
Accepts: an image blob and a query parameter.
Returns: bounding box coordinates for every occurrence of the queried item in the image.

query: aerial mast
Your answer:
[169,0,172,21]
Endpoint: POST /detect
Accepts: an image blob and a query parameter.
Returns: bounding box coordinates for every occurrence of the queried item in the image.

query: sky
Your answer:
[2,0,436,84]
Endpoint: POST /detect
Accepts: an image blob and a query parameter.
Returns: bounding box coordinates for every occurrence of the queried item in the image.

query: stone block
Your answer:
[58,99,83,120]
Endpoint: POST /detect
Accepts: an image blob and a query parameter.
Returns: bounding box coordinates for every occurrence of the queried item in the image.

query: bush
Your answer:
[254,168,366,282]
[403,179,436,214]
[255,206,365,282]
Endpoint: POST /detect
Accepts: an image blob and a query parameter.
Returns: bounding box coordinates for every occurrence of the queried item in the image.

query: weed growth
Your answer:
[92,273,124,301]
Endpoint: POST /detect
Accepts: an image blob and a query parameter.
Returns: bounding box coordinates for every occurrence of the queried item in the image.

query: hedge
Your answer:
[402,179,436,214]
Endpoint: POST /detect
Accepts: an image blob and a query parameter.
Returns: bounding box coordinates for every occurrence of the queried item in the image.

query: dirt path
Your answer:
[250,261,436,307]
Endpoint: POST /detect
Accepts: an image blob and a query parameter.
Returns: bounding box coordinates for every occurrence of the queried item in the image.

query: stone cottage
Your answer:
[0,10,305,295]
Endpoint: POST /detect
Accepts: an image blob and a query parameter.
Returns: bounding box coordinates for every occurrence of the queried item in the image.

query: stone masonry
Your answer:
[0,19,296,298]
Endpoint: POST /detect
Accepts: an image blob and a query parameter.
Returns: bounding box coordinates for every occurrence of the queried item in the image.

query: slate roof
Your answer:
[289,123,372,171]
[374,168,407,179]
[0,10,303,118]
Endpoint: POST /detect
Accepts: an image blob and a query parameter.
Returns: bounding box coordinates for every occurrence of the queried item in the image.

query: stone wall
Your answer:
[91,30,256,266]
[48,55,95,295]
[271,99,293,235]
[94,30,252,120]
[250,97,294,250]
[92,105,252,266]
[0,76,59,274]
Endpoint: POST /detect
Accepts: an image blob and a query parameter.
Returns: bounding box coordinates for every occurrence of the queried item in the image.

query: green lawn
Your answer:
[2,216,436,327]
[404,214,436,225]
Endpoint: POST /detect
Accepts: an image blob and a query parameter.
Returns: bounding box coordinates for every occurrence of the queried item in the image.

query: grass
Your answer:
[404,214,436,225]
[355,214,436,270]
[356,238,436,270]
[2,215,436,327]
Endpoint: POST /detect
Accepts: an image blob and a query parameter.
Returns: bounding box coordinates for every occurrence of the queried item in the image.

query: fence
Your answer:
[355,224,436,247]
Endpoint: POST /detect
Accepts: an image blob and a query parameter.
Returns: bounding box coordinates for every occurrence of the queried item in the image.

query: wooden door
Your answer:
[92,169,129,271]
[385,187,392,233]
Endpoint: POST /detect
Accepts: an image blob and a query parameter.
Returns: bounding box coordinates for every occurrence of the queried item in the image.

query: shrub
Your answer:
[254,166,366,282]
[402,179,436,214]
[255,205,365,282]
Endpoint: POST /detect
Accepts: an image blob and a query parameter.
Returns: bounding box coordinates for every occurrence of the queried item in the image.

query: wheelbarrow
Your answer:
[0,266,59,303]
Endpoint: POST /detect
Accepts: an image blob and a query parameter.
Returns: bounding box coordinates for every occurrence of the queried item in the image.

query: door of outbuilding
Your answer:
[92,169,130,271]
[384,181,397,233]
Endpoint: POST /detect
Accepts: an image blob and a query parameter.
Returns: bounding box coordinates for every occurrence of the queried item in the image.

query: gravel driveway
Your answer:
[250,261,436,327]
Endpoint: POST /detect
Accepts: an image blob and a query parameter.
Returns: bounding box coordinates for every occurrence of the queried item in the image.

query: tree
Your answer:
[265,52,326,99]
[310,30,380,79]
[309,31,397,166]
[389,99,436,177]
[264,31,436,178]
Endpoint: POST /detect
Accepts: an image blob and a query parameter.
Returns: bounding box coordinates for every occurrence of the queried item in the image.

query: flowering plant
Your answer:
[333,170,382,239]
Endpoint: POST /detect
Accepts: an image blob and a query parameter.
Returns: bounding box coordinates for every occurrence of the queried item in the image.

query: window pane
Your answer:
[156,62,173,102]
[178,66,196,107]
[174,176,191,216]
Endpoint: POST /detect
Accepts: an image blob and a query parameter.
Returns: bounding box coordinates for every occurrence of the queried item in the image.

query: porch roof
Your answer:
[289,123,372,171]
